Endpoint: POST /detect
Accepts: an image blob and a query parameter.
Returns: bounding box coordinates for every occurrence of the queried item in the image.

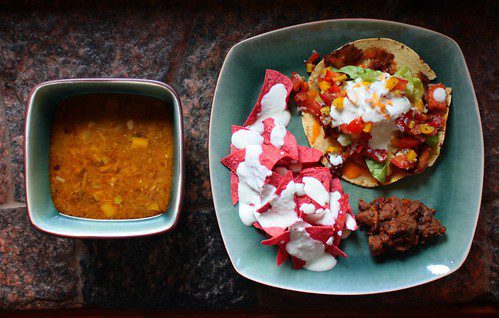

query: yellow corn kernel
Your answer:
[320,67,332,76]
[363,122,373,133]
[333,74,347,82]
[415,100,424,112]
[408,120,416,129]
[101,202,117,217]
[131,137,148,148]
[319,81,331,92]
[306,63,315,73]
[332,97,344,110]
[385,77,399,91]
[147,202,160,211]
[407,150,417,162]
[420,124,435,135]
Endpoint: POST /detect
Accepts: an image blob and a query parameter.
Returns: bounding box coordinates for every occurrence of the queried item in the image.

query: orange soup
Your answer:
[49,94,174,219]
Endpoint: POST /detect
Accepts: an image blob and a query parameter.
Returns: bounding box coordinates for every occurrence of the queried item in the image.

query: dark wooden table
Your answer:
[0,0,496,312]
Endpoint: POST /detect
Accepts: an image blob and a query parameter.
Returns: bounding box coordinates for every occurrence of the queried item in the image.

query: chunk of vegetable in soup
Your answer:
[49,94,174,219]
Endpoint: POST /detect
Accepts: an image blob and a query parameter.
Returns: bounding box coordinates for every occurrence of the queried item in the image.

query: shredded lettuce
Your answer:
[394,66,424,101]
[335,66,383,82]
[365,158,388,183]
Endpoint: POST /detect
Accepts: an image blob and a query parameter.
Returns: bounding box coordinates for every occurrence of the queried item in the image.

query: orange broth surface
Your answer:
[49,94,174,219]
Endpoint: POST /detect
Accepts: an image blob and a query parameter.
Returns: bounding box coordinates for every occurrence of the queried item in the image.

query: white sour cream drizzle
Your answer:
[249,84,291,129]
[302,177,329,206]
[236,145,273,225]
[286,221,337,272]
[312,191,341,226]
[270,122,287,148]
[329,75,413,150]
[256,181,300,229]
[231,129,263,149]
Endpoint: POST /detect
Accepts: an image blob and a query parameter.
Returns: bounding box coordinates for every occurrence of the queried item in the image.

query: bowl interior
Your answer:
[209,19,483,294]
[26,80,183,238]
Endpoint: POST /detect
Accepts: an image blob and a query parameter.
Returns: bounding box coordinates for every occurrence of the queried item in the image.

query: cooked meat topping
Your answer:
[356,197,445,256]
[324,44,363,68]
[365,48,395,73]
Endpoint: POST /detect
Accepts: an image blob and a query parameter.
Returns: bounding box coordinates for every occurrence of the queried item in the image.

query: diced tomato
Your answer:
[365,148,388,163]
[294,91,308,103]
[306,51,320,64]
[328,83,341,93]
[393,77,408,91]
[427,114,445,129]
[323,69,339,82]
[414,147,431,173]
[299,97,323,119]
[414,112,429,122]
[426,83,447,112]
[320,91,333,106]
[391,154,414,170]
[396,110,413,132]
[345,118,365,134]
[291,72,303,92]
[397,137,422,149]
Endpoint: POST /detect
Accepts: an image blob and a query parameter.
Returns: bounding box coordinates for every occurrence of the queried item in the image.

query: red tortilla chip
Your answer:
[243,69,293,127]
[297,145,323,164]
[277,245,289,266]
[261,118,299,161]
[306,226,336,242]
[292,256,306,270]
[257,171,293,213]
[221,144,288,174]
[261,231,290,246]
[230,172,239,205]
[325,243,348,258]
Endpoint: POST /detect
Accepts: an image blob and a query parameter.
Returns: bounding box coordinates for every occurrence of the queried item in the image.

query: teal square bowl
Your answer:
[25,79,184,238]
[209,19,484,294]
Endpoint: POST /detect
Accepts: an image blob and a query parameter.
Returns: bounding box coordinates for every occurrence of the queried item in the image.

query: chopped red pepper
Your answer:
[426,83,447,112]
[391,154,414,170]
[328,83,341,93]
[319,91,333,106]
[393,77,408,91]
[296,96,323,119]
[365,148,388,163]
[291,72,303,92]
[345,118,365,135]
[397,137,422,149]
[306,50,320,64]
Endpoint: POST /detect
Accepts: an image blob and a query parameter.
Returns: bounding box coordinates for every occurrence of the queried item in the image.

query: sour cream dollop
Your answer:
[328,74,413,150]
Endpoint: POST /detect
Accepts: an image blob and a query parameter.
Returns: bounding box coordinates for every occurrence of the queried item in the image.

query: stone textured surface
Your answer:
[0,0,496,310]
[0,1,189,203]
[80,209,255,309]
[0,205,81,309]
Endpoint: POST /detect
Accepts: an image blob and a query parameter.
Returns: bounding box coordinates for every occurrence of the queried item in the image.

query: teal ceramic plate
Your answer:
[209,19,483,294]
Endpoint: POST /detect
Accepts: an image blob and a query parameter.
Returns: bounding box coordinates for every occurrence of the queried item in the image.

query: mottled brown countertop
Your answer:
[0,0,497,310]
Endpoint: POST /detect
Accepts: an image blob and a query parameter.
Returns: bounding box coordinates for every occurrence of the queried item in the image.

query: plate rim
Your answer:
[208,18,484,295]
